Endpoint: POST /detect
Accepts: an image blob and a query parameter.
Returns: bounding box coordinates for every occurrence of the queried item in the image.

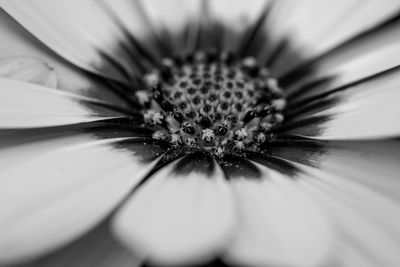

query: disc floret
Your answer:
[136,50,286,158]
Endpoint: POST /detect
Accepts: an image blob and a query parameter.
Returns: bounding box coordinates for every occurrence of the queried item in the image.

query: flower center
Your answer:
[136,50,286,158]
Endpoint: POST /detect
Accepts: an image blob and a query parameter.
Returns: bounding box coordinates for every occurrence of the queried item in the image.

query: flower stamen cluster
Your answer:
[136,50,286,158]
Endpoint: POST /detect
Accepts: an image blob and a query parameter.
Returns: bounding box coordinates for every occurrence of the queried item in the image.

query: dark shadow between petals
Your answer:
[265,138,326,168]
[218,153,262,180]
[173,151,215,177]
[273,115,331,137]
[246,150,301,178]
[279,10,400,87]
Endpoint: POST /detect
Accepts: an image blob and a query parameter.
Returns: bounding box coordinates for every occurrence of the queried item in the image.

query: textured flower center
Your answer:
[136,51,286,158]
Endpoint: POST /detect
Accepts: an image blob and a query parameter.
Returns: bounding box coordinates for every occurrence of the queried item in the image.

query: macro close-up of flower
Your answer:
[1,0,400,266]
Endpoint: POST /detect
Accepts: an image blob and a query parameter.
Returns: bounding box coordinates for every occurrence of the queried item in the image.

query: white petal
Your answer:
[0,9,128,105]
[0,57,57,87]
[285,68,400,139]
[27,222,143,267]
[210,0,270,52]
[224,164,334,267]
[269,0,400,76]
[210,0,268,24]
[136,0,198,34]
[317,141,400,202]
[0,77,124,129]
[297,166,400,266]
[0,134,160,264]
[339,243,378,267]
[100,0,163,60]
[269,144,400,266]
[269,140,400,202]
[134,0,200,53]
[0,0,134,83]
[112,154,235,266]
[287,20,400,102]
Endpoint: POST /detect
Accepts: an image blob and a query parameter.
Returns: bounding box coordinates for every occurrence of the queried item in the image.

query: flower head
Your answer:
[1,0,400,267]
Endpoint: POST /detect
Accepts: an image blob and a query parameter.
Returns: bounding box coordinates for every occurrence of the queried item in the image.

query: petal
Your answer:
[270,140,400,202]
[320,141,400,202]
[112,153,235,266]
[223,164,334,267]
[339,243,380,267]
[210,0,270,52]
[0,77,126,129]
[269,140,400,265]
[210,0,268,26]
[133,0,201,54]
[0,0,134,83]
[0,133,162,264]
[99,0,164,60]
[269,0,400,76]
[0,9,128,106]
[136,0,199,36]
[17,221,143,267]
[297,167,400,266]
[283,67,400,139]
[0,56,57,87]
[0,128,155,171]
[286,19,400,102]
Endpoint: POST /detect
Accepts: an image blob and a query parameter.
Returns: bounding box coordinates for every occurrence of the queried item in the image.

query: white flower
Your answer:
[1,1,400,267]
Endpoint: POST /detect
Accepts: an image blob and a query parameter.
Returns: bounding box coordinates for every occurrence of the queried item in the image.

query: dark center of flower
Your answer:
[135,50,286,158]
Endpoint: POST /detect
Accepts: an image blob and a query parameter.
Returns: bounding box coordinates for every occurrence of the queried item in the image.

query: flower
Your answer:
[1,0,400,267]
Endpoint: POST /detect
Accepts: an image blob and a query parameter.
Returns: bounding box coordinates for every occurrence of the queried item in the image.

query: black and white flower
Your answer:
[1,1,400,266]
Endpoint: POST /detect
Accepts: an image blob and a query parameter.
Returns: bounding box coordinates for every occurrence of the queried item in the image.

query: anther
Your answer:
[216,122,228,136]
[185,137,198,147]
[144,73,160,87]
[213,145,225,158]
[161,58,175,69]
[242,107,257,123]
[152,131,169,141]
[254,132,266,143]
[181,121,195,135]
[135,90,151,106]
[272,99,287,111]
[226,115,238,125]
[170,132,183,147]
[201,129,215,143]
[234,128,248,141]
[172,108,184,123]
[233,140,245,151]
[152,112,165,125]
[258,106,274,118]
[241,57,259,76]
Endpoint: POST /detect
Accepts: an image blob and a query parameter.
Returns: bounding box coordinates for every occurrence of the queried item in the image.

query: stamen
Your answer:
[139,50,286,158]
[201,128,215,143]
